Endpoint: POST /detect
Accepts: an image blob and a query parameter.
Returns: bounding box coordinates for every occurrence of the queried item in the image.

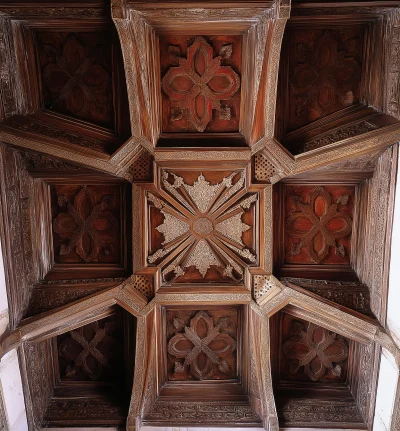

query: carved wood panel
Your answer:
[279,26,365,135]
[279,313,349,383]
[36,31,114,128]
[166,308,238,381]
[51,184,124,264]
[147,169,258,284]
[160,35,242,133]
[57,314,124,382]
[284,185,354,265]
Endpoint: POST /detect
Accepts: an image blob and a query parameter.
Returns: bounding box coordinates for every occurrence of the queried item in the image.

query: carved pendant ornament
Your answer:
[148,170,257,282]
[282,320,349,382]
[285,186,353,264]
[161,36,241,132]
[168,311,236,380]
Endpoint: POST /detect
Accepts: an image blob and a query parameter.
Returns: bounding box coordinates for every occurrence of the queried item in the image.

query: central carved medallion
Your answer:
[147,170,258,283]
[192,217,213,236]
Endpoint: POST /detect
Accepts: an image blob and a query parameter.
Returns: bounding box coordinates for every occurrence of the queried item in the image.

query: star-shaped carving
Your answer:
[168,311,236,380]
[147,170,258,282]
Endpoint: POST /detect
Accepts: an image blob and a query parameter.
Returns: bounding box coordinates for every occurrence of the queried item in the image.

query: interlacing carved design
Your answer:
[58,321,120,381]
[162,37,240,132]
[286,187,352,264]
[53,187,119,263]
[290,30,361,127]
[39,33,112,126]
[282,321,348,382]
[148,171,257,281]
[168,311,236,380]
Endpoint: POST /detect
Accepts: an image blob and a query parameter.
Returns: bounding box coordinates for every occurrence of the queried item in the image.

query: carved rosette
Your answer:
[161,36,241,132]
[146,170,259,283]
[282,320,349,382]
[285,186,353,264]
[167,311,237,380]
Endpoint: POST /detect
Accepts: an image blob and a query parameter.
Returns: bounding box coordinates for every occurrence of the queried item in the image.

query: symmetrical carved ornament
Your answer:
[285,186,353,264]
[58,318,123,381]
[37,32,113,128]
[148,170,258,283]
[161,36,241,132]
[52,186,121,263]
[287,28,363,130]
[282,320,349,382]
[168,311,237,380]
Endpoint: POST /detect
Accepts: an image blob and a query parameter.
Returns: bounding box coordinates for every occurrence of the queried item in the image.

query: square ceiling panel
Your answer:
[160,35,242,134]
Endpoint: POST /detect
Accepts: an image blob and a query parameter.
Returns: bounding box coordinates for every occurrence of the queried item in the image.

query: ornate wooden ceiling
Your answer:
[0,0,399,430]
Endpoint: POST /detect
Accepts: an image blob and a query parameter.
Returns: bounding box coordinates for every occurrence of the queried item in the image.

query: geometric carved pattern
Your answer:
[52,185,122,263]
[167,309,237,381]
[37,32,113,128]
[285,186,353,265]
[254,152,278,182]
[57,315,123,382]
[126,150,153,182]
[132,275,154,300]
[281,316,349,382]
[148,170,257,283]
[161,35,241,133]
[286,28,363,131]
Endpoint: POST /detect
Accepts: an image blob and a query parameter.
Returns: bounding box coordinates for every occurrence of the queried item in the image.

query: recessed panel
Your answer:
[160,35,242,133]
[284,185,354,265]
[37,31,114,128]
[166,308,239,381]
[51,184,124,264]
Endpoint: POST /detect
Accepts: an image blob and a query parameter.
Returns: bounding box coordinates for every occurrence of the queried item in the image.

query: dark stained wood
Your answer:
[36,31,114,128]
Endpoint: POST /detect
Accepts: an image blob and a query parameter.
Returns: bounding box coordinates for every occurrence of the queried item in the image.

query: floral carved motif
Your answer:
[161,36,241,132]
[167,310,237,380]
[37,32,113,127]
[287,29,363,130]
[285,186,353,264]
[282,319,349,382]
[58,317,123,381]
[52,185,121,263]
[148,170,258,283]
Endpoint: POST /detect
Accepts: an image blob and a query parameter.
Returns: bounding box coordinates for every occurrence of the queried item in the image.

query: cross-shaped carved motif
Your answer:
[53,187,118,263]
[286,186,352,264]
[162,37,240,132]
[58,321,118,381]
[41,33,111,125]
[168,311,236,380]
[282,321,349,382]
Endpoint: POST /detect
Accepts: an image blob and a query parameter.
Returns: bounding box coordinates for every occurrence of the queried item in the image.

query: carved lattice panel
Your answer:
[284,185,354,265]
[166,308,238,381]
[147,169,258,284]
[279,313,349,383]
[51,184,123,264]
[36,31,114,128]
[160,35,242,133]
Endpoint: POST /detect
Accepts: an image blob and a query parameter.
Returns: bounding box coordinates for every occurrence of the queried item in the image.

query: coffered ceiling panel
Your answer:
[0,1,399,431]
